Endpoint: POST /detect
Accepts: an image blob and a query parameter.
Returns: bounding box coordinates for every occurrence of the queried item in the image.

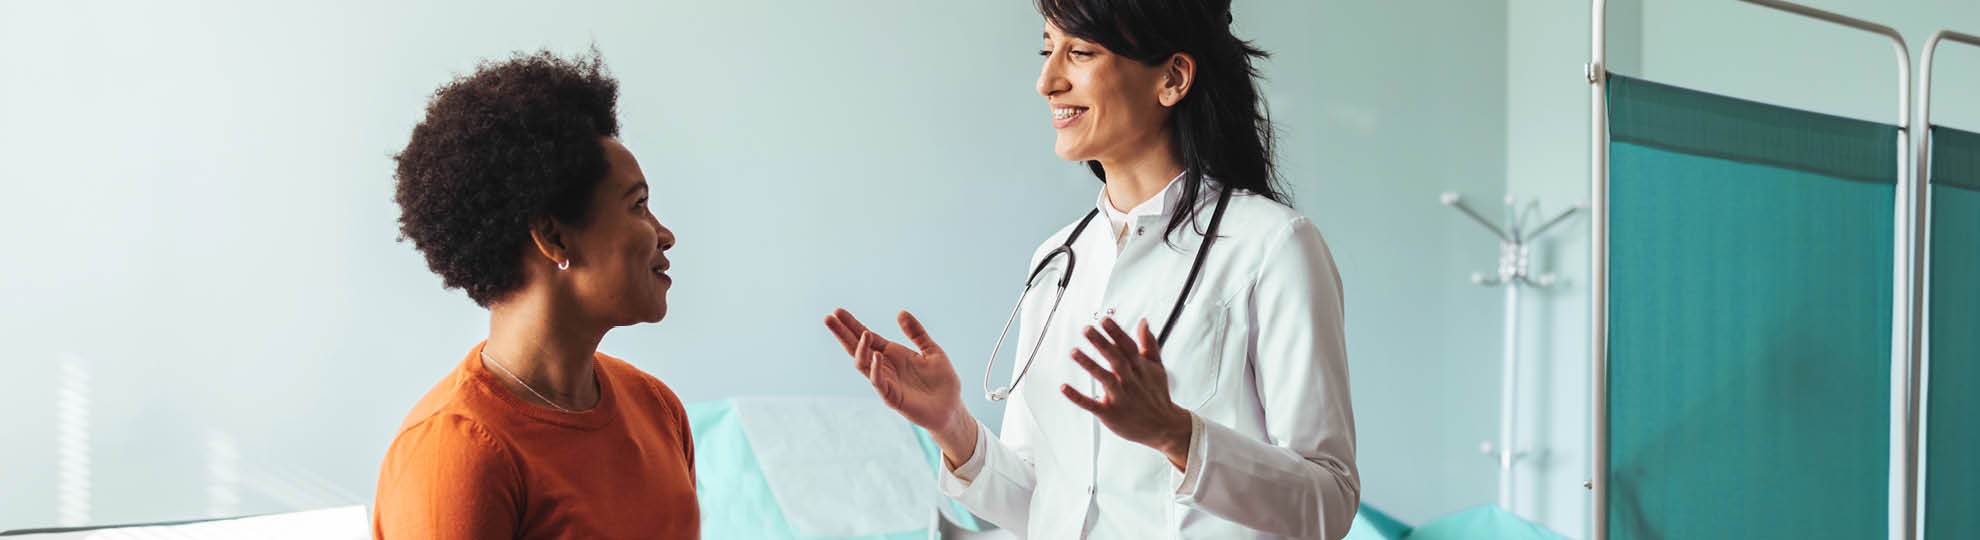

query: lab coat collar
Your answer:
[1097,170,1193,223]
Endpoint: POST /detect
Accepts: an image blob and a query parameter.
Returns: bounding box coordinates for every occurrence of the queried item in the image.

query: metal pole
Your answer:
[1499,274,1520,511]
[1586,1,1609,538]
[1442,193,1513,242]
[1528,205,1585,242]
[1913,28,1980,540]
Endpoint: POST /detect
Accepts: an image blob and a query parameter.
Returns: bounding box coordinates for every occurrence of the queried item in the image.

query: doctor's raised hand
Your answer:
[822,309,980,466]
[824,308,1196,472]
[1065,317,1194,470]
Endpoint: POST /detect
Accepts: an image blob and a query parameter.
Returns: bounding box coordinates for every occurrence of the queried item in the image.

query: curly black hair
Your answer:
[393,49,620,307]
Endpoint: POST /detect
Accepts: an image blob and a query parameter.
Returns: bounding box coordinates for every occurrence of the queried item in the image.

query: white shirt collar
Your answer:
[1098,170,1191,227]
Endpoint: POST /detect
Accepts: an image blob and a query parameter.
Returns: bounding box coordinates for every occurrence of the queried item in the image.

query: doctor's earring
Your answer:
[557,258,571,271]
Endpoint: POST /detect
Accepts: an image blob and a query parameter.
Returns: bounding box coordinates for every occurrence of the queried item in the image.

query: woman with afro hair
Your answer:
[372,49,695,539]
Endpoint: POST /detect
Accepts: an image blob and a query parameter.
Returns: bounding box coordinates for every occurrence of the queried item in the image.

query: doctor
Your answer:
[823,1,1357,538]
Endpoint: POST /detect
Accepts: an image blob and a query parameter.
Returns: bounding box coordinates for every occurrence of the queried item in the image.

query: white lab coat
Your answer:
[939,177,1360,539]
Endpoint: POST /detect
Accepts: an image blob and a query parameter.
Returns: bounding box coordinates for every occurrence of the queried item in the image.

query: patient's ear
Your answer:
[528,217,571,270]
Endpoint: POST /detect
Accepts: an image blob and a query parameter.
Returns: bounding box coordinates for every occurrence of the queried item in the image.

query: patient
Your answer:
[372,49,696,539]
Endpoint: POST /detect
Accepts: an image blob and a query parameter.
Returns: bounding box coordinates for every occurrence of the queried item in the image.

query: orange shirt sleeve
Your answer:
[373,414,523,539]
[675,392,696,486]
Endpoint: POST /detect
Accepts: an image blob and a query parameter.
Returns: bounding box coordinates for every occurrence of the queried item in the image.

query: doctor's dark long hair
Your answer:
[1037,0,1288,242]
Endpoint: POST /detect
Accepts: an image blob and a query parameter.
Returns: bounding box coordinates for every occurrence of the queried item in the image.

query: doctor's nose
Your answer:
[1037,56,1070,97]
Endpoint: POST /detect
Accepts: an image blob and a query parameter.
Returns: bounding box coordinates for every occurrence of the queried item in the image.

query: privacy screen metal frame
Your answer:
[1587,2,1914,539]
[1914,27,1980,540]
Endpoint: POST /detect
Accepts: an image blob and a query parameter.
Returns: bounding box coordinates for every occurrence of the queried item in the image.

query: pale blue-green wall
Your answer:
[1242,0,1509,524]
[1637,0,1980,130]
[1505,1,1648,536]
[0,0,1513,530]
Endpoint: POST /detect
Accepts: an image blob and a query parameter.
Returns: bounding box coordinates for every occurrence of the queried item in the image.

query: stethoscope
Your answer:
[983,185,1233,401]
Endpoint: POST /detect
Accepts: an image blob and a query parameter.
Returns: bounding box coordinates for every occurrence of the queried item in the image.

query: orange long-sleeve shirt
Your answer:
[373,342,698,539]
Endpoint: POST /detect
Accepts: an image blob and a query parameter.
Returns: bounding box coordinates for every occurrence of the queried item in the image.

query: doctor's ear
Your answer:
[528,217,573,271]
[1157,52,1197,108]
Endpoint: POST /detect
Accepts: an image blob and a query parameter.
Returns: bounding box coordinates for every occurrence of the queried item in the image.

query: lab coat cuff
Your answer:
[937,420,990,495]
[1172,411,1208,497]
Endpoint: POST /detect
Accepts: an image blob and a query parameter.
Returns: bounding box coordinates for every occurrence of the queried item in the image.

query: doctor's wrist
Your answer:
[933,405,979,464]
[1156,405,1195,459]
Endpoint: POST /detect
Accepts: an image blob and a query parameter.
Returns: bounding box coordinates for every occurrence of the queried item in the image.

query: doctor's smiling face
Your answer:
[1036,22,1186,163]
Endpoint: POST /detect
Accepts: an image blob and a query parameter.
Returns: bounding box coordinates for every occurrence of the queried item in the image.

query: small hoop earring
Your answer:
[557,259,571,271]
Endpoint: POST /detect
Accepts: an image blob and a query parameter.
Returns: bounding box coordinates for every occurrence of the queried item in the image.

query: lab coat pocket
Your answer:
[1164,301,1231,409]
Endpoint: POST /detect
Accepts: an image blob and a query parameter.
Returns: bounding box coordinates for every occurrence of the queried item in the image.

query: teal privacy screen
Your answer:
[1605,75,1896,540]
[1927,125,1980,540]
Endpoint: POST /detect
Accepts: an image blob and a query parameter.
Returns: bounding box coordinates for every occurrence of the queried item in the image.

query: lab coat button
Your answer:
[1086,486,1096,496]
[1135,226,1145,236]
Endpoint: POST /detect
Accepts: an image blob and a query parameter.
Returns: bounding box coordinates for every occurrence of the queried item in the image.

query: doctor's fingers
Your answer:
[1069,349,1123,394]
[856,331,903,374]
[853,332,877,375]
[825,319,863,358]
[824,309,871,355]
[868,333,923,372]
[1133,319,1163,364]
[1098,318,1141,362]
[1082,325,1139,377]
[895,310,947,355]
[1060,384,1109,415]
[868,355,905,407]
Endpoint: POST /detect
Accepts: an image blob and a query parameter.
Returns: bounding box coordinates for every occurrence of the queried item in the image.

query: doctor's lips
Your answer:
[650,260,671,282]
[1052,105,1089,128]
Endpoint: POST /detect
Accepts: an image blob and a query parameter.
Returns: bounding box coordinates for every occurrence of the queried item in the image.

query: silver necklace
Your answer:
[481,350,577,413]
